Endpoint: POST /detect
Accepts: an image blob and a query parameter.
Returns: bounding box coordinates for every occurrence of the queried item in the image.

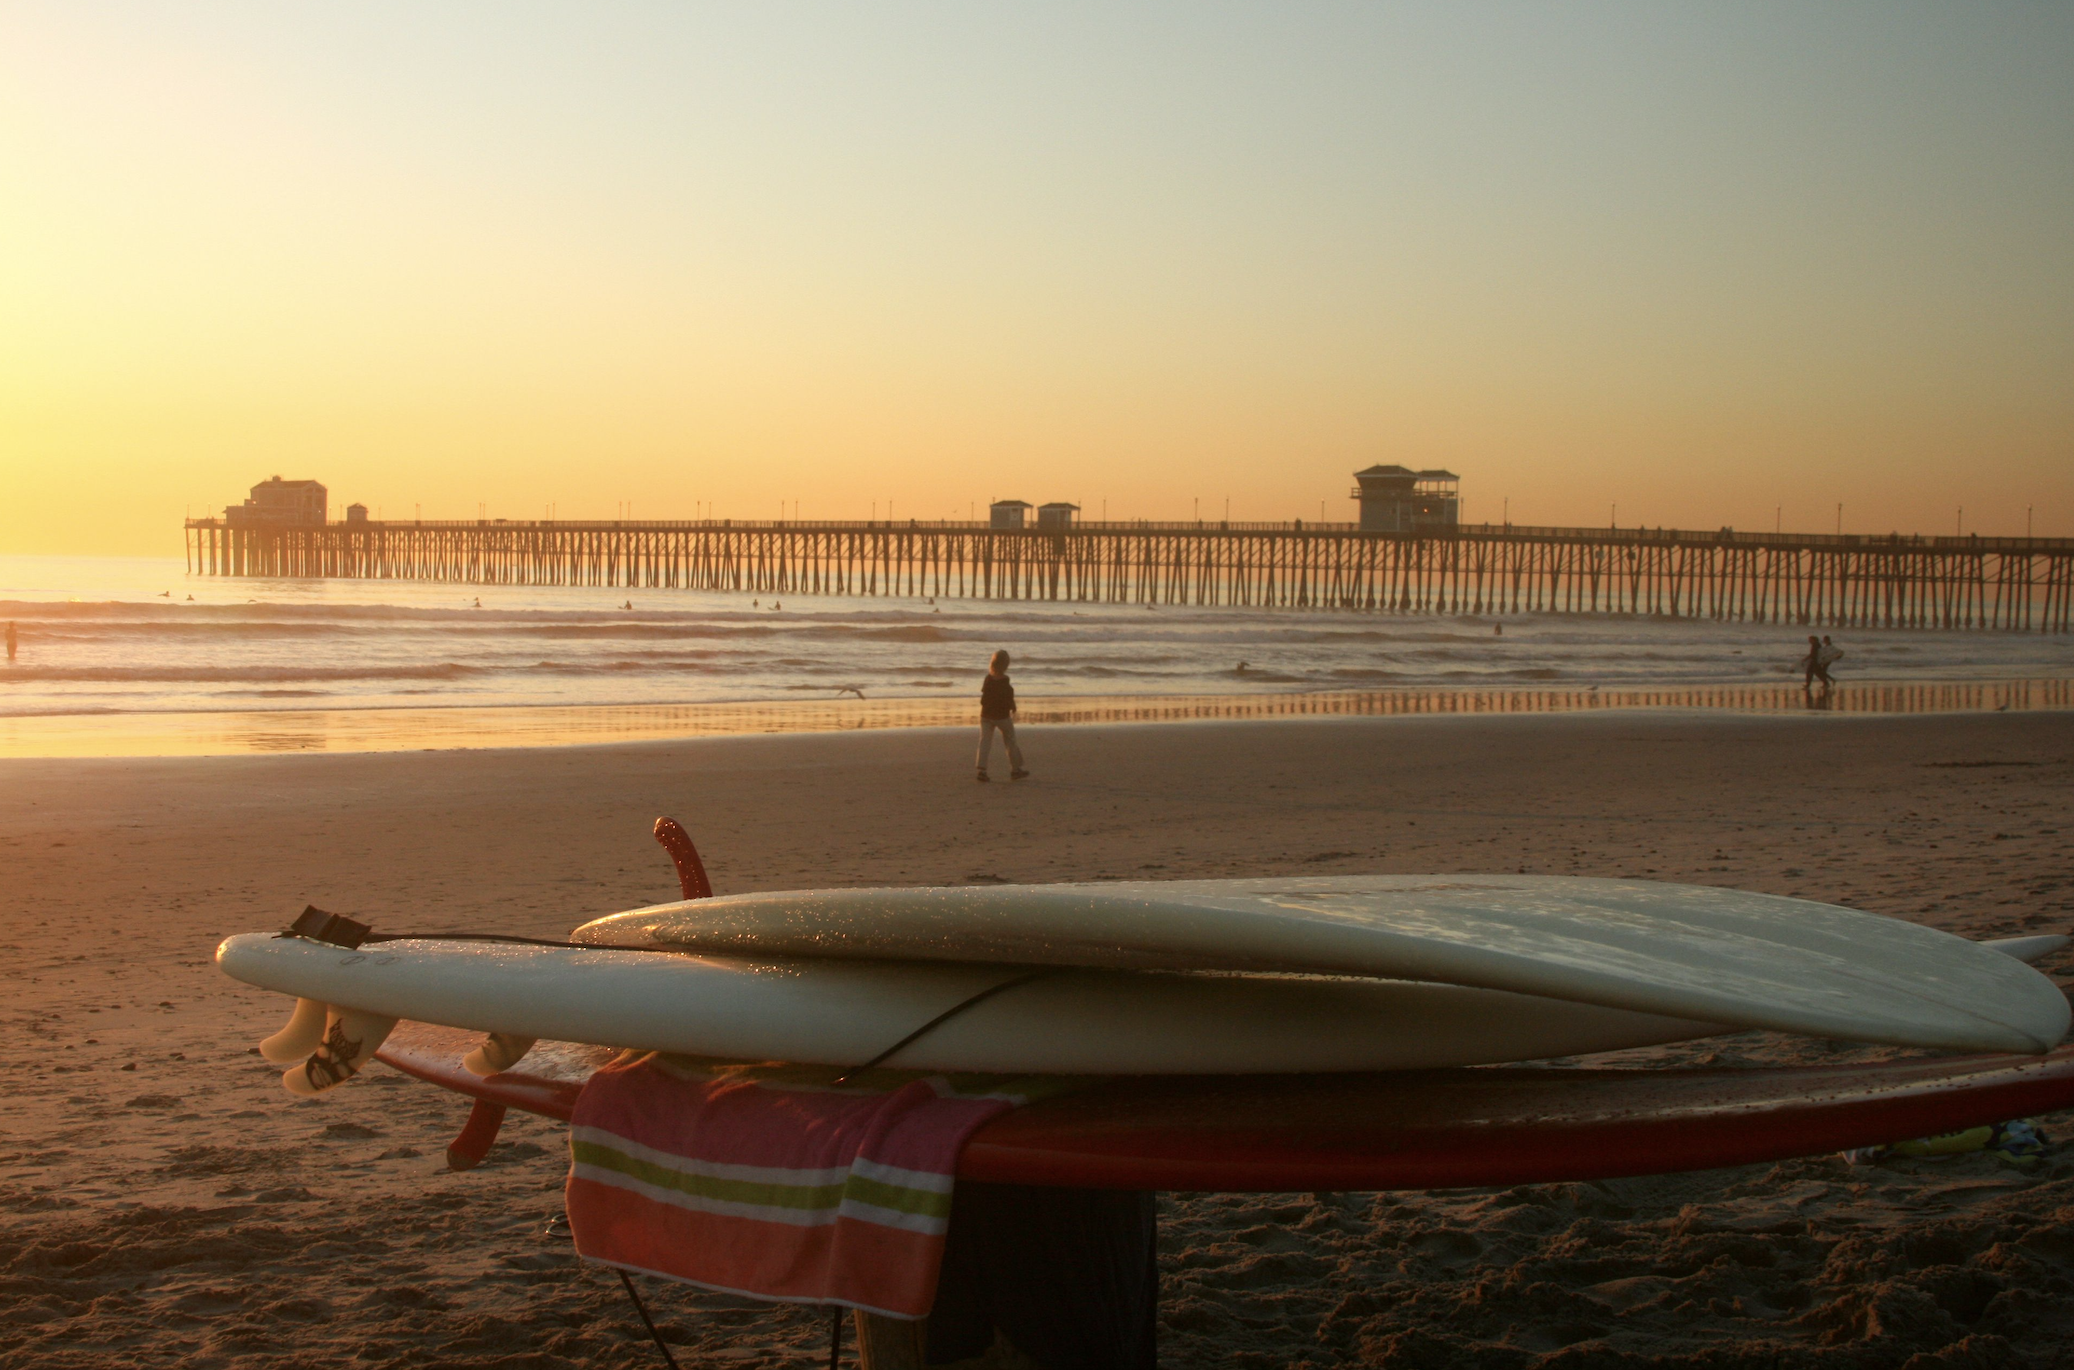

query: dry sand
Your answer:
[3,709,2071,1369]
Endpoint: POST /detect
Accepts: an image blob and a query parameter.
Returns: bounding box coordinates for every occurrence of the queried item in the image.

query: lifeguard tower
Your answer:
[1350,465,1460,533]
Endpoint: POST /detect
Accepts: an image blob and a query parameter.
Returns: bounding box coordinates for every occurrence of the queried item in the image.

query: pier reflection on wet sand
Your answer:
[1,678,2066,759]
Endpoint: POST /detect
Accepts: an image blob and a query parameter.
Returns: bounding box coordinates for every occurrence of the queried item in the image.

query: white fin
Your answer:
[283,1007,398,1096]
[1982,934,2070,964]
[259,997,330,1064]
[462,1033,538,1077]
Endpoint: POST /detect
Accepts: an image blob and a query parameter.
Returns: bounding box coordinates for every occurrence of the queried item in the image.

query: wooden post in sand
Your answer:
[851,1312,927,1370]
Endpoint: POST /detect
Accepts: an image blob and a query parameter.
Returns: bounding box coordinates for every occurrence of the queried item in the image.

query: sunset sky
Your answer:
[3,2,2068,556]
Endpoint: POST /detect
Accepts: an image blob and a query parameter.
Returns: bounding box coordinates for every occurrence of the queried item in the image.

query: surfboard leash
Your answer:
[829,968,1056,1085]
[279,905,686,956]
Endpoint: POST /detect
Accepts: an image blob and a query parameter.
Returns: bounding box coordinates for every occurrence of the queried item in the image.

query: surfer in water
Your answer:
[976,649,1028,782]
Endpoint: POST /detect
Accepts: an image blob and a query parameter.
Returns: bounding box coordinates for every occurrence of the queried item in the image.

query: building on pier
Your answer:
[989,500,1033,530]
[1351,465,1459,533]
[1037,502,1080,530]
[227,476,327,526]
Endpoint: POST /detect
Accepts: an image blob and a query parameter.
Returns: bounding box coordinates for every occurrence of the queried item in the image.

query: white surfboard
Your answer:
[575,876,2070,1055]
[216,933,1728,1075]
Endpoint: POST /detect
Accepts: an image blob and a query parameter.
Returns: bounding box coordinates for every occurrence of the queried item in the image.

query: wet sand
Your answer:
[3,709,2071,1368]
[2,677,2067,759]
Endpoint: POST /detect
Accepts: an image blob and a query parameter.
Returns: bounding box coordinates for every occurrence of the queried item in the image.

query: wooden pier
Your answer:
[183,517,2074,631]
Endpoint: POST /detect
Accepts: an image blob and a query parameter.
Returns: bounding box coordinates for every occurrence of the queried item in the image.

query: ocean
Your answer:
[3,554,2070,755]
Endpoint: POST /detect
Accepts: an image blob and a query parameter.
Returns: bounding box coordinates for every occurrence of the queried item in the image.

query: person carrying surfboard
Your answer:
[976,649,1028,782]
[1801,634,1830,690]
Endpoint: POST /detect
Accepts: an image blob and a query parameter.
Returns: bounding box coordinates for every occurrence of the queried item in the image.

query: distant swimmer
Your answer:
[1494,623,1503,635]
[159,590,171,598]
[185,594,194,601]
[473,598,483,609]
[1236,660,1249,674]
[772,601,781,611]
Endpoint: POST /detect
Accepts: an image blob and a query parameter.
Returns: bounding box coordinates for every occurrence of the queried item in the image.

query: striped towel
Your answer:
[565,1053,1075,1320]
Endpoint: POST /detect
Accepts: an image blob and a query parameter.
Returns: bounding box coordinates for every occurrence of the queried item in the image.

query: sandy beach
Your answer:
[4,708,2072,1368]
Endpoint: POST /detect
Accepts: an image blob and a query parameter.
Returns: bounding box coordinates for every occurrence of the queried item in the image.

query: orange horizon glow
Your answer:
[3,4,2069,558]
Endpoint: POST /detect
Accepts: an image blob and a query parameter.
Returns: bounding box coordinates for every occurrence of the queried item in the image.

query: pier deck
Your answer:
[182,518,2074,631]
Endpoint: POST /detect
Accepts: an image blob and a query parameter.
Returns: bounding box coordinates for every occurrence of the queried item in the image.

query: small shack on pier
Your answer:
[1351,466,1459,533]
[990,500,1033,530]
[1037,502,1081,530]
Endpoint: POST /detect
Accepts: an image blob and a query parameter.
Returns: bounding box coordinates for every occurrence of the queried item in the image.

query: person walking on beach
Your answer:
[1801,634,1832,690]
[976,650,1028,782]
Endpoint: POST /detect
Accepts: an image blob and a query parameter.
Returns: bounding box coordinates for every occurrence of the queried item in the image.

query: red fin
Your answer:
[446,1098,508,1171]
[653,816,714,900]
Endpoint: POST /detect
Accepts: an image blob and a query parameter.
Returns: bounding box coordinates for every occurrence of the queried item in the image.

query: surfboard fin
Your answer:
[259,996,330,1064]
[283,1006,398,1096]
[654,816,714,900]
[446,1099,508,1171]
[462,1032,537,1077]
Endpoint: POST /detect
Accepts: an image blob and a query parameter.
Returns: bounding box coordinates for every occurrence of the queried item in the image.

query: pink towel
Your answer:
[565,1054,1072,1319]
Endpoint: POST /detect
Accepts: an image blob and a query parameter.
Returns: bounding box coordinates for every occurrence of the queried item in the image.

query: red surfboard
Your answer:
[375,1020,2074,1189]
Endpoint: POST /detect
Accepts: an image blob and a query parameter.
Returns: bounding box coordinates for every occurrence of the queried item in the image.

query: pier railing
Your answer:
[182,517,2074,631]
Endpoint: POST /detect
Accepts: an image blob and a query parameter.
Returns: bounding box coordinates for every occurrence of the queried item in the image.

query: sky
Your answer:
[2,2,2069,556]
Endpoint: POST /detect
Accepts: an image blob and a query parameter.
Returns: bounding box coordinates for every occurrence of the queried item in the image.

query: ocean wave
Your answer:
[0,663,485,683]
